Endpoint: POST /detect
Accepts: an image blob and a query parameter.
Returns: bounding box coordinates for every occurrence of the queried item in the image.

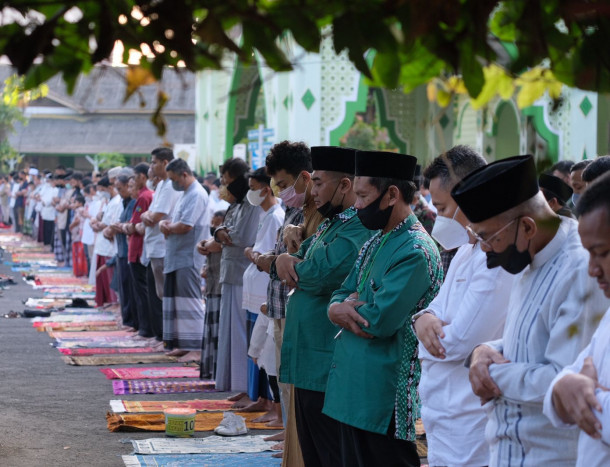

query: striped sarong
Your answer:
[162,267,205,351]
[200,293,221,379]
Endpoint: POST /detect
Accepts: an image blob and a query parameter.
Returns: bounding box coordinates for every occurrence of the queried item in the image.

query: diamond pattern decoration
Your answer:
[486,145,493,155]
[439,114,450,129]
[301,89,315,110]
[579,96,593,117]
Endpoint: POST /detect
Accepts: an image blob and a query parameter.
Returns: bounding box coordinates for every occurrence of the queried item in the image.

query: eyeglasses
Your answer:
[466,217,519,249]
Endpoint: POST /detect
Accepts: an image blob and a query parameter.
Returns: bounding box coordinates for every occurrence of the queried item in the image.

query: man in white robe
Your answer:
[414,146,515,466]
[452,155,608,466]
[544,172,610,466]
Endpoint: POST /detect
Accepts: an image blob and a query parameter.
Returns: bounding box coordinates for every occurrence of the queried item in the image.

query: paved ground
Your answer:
[0,261,275,467]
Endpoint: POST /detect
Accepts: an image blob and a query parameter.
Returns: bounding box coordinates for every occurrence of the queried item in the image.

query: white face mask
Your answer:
[246,188,266,207]
[431,207,469,250]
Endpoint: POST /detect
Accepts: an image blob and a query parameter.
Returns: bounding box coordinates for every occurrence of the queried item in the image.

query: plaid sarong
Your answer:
[162,267,205,351]
[200,293,221,379]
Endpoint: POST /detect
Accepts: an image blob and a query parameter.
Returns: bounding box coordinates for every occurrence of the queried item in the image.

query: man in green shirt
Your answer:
[324,150,443,466]
[273,146,372,467]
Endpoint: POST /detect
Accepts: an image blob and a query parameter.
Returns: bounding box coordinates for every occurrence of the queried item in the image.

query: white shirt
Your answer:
[93,194,123,258]
[144,178,181,259]
[81,197,103,246]
[544,306,610,467]
[9,181,18,208]
[39,183,58,221]
[419,242,514,467]
[242,203,285,313]
[476,217,609,467]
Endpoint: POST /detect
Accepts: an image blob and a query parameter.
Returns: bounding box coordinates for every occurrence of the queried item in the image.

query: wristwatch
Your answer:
[411,309,434,333]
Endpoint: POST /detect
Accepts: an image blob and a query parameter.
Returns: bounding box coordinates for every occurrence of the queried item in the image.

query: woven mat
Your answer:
[38,323,120,332]
[49,330,132,339]
[112,380,217,395]
[55,338,153,349]
[122,452,281,466]
[130,435,276,454]
[58,347,157,356]
[62,354,177,366]
[110,399,234,413]
[107,411,271,432]
[101,366,200,380]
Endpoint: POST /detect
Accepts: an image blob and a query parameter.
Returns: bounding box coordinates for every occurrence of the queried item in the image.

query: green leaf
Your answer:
[371,50,400,88]
[23,63,59,90]
[332,13,372,79]
[459,41,484,97]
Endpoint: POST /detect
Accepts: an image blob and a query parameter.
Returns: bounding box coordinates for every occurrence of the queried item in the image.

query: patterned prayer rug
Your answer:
[54,338,153,349]
[101,367,201,380]
[62,354,178,366]
[49,330,133,339]
[130,435,276,454]
[122,452,281,466]
[112,380,218,395]
[107,411,270,432]
[38,323,120,332]
[58,347,157,356]
[110,399,233,413]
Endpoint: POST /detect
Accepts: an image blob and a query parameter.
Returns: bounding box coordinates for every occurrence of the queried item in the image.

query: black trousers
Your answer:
[129,261,152,337]
[338,414,420,467]
[146,263,163,341]
[294,387,341,467]
[117,257,138,329]
[42,220,54,246]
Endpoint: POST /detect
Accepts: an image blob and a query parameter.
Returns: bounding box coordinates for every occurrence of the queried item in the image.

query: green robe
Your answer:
[323,214,443,439]
[277,207,373,392]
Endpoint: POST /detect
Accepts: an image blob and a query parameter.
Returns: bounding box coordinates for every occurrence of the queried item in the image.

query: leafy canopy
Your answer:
[1,0,609,133]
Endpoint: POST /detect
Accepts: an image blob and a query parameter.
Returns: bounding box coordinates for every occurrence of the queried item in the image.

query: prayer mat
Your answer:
[62,354,177,366]
[58,347,156,356]
[32,313,116,324]
[110,399,233,413]
[24,298,71,309]
[50,330,132,339]
[54,339,152,349]
[107,411,270,432]
[101,367,201,380]
[122,452,281,467]
[130,435,276,454]
[37,322,119,332]
[112,380,218,395]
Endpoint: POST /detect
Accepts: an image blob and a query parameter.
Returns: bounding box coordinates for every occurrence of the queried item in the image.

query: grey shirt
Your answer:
[217,200,261,285]
[164,181,209,274]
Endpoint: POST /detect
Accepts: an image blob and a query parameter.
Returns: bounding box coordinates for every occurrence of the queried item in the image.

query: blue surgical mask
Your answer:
[571,193,580,206]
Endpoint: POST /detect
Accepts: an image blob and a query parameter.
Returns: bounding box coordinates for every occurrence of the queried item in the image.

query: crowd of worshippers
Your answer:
[8,143,610,466]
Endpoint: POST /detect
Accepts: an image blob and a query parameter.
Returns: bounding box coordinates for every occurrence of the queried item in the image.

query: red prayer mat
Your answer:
[101,366,200,380]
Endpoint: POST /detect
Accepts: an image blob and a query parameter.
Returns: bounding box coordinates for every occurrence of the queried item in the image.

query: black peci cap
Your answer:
[451,155,539,223]
[355,150,418,181]
[311,147,356,175]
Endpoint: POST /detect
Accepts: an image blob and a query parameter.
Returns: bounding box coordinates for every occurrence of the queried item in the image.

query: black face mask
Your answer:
[357,190,393,231]
[486,218,532,274]
[227,176,249,203]
[210,226,217,237]
[317,180,344,219]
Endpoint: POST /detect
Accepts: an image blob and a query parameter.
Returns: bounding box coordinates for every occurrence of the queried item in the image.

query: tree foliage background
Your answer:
[1,1,609,134]
[0,75,47,171]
